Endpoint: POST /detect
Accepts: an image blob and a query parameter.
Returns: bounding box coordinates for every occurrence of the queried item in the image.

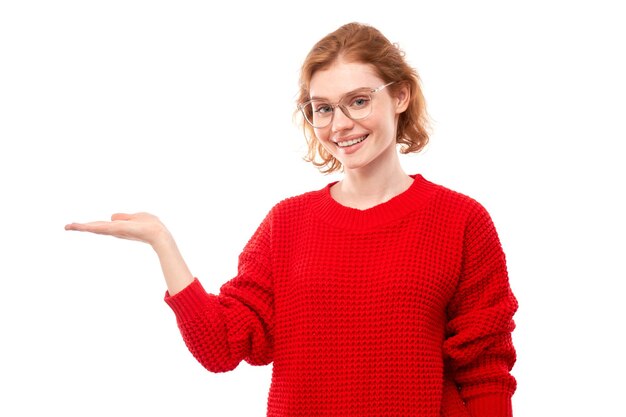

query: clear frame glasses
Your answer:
[298,81,395,129]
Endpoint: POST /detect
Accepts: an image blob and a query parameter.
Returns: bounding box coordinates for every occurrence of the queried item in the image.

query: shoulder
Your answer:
[416,176,497,233]
[273,188,322,210]
[262,185,327,223]
[421,176,487,214]
[417,178,505,256]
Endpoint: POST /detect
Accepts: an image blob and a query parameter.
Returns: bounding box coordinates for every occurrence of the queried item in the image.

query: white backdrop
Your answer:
[1,1,624,416]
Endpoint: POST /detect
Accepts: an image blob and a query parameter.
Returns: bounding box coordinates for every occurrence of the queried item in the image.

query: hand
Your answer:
[66,212,194,294]
[65,212,171,248]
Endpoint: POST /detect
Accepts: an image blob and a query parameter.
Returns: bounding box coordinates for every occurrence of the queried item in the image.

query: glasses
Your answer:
[298,81,395,129]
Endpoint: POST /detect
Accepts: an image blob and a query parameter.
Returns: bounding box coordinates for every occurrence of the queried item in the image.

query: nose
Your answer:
[331,106,354,132]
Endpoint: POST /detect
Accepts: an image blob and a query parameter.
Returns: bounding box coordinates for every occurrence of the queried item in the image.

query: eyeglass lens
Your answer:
[303,91,373,128]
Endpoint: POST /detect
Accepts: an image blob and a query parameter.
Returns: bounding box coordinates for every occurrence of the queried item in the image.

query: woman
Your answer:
[66,22,518,417]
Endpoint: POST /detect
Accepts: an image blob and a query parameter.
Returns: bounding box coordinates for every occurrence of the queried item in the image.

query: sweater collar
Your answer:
[310,174,436,230]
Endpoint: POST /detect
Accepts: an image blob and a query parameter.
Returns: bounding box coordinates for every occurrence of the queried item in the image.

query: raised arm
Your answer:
[65,212,194,295]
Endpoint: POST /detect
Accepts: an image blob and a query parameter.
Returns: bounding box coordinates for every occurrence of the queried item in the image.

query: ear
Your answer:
[394,83,410,114]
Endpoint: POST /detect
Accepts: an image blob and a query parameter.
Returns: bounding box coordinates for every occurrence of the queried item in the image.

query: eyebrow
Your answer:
[309,86,372,101]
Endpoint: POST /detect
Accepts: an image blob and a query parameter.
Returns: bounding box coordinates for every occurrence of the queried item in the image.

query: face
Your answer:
[308,61,409,173]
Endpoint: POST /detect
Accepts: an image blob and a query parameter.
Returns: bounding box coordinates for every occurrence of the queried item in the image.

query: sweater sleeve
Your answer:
[164,211,274,373]
[443,202,518,417]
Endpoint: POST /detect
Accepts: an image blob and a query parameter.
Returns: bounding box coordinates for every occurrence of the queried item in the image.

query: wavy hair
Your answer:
[295,22,430,174]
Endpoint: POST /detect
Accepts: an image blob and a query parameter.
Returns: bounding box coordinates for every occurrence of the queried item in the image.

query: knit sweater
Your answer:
[165,174,518,417]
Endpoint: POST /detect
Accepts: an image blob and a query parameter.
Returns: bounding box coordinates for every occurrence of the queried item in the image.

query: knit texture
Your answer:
[165,175,517,416]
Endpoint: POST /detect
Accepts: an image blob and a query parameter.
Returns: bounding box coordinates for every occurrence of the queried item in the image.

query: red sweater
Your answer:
[165,175,517,416]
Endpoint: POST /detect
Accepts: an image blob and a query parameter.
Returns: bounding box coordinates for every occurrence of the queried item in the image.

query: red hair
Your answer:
[296,22,430,173]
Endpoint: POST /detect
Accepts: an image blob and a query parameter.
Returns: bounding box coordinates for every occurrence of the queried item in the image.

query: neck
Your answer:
[332,154,413,210]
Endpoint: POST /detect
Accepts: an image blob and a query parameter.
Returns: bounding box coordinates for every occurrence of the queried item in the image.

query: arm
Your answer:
[164,212,275,372]
[66,211,275,372]
[65,212,194,295]
[443,203,518,417]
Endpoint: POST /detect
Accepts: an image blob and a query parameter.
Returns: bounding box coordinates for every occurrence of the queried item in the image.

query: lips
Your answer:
[336,135,368,148]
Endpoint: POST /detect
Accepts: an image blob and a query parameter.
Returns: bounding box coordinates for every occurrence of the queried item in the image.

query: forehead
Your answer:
[309,61,383,100]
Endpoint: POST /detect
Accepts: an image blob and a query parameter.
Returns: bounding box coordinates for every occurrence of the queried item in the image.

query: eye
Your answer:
[349,96,371,108]
[314,103,333,115]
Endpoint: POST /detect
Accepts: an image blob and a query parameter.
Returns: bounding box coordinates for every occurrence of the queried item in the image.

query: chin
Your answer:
[339,159,370,172]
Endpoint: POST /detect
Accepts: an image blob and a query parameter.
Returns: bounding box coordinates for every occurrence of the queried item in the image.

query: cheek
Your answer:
[313,126,327,138]
[314,129,338,156]
[314,128,332,146]
[375,112,399,139]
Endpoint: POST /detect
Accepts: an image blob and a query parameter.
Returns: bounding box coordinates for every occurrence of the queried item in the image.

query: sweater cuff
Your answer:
[466,393,513,417]
[164,278,213,323]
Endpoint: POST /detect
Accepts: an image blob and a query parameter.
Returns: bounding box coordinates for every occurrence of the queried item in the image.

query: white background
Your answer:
[1,1,624,415]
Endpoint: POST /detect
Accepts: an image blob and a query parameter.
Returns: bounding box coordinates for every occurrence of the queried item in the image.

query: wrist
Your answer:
[150,228,177,255]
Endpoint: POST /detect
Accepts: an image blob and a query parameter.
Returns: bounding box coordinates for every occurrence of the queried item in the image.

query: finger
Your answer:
[64,221,115,235]
[65,222,94,231]
[64,223,76,231]
[111,213,132,221]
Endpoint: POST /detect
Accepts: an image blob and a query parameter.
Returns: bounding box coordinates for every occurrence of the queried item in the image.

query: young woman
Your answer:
[66,22,518,417]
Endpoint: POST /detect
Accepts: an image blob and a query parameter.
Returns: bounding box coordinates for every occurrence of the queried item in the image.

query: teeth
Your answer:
[337,135,366,148]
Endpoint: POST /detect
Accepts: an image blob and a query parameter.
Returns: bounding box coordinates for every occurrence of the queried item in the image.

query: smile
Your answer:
[336,135,367,148]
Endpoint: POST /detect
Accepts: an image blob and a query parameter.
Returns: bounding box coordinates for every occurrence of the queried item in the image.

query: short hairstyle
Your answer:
[296,22,430,174]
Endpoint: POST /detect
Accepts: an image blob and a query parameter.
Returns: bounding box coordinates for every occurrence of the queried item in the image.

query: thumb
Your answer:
[111,213,132,221]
